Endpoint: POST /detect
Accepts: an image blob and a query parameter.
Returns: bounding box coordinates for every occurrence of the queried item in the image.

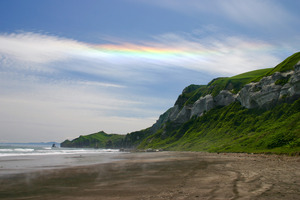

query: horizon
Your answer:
[0,0,300,143]
[0,141,60,144]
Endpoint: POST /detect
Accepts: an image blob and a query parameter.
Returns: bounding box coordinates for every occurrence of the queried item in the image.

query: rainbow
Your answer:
[71,39,276,70]
[87,43,191,61]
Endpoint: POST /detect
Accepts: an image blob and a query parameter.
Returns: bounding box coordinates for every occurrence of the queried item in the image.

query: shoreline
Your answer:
[0,151,299,200]
[0,150,125,177]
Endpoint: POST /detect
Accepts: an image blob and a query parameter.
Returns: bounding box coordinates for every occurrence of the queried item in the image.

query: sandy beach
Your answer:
[0,151,299,200]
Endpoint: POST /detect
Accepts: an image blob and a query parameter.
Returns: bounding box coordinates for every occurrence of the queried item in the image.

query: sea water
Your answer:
[0,144,124,176]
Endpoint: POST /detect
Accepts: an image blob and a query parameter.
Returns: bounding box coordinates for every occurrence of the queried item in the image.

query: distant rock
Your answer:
[61,131,125,148]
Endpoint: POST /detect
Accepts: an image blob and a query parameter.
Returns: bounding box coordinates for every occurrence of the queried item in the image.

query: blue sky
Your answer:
[0,0,299,142]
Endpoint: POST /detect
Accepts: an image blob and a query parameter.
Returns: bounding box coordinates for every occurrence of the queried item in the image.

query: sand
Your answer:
[0,151,299,200]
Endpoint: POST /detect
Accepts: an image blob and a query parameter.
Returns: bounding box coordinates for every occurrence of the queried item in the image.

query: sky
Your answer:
[0,0,299,143]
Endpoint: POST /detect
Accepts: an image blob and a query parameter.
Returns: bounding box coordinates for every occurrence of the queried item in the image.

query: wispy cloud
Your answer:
[148,33,283,74]
[0,32,284,76]
[0,74,164,142]
[0,32,87,64]
[218,0,294,29]
[0,95,157,142]
[134,0,296,30]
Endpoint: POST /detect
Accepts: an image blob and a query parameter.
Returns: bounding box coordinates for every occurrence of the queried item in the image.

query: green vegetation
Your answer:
[61,131,125,148]
[268,52,300,74]
[174,84,205,108]
[136,52,300,155]
[139,100,300,155]
[175,52,299,108]
[275,75,291,86]
[122,128,153,148]
[176,68,271,107]
[252,52,300,82]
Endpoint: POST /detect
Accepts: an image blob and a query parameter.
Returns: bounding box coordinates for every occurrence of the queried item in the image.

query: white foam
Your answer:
[0,149,13,152]
[14,148,35,152]
[0,147,121,157]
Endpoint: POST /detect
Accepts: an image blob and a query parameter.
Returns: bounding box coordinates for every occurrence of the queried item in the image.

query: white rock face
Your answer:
[174,106,192,123]
[190,94,214,117]
[166,90,237,122]
[237,64,300,109]
[152,62,300,128]
[215,90,237,106]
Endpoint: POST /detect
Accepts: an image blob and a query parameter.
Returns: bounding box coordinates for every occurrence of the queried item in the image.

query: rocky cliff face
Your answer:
[152,61,300,129]
[238,61,300,109]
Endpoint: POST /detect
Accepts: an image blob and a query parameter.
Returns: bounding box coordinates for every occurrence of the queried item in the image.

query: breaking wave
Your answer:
[0,145,120,157]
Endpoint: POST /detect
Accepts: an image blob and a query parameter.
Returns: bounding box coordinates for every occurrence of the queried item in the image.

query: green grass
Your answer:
[174,85,205,108]
[61,131,125,148]
[268,52,300,74]
[122,127,153,148]
[231,68,272,79]
[136,53,300,155]
[139,99,300,155]
[252,52,300,82]
[177,68,271,107]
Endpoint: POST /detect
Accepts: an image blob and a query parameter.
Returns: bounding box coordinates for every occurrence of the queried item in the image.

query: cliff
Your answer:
[153,58,300,126]
[125,52,300,154]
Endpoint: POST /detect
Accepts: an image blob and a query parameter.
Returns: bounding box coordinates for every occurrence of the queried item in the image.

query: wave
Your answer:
[0,147,121,157]
[0,149,13,152]
[14,148,35,152]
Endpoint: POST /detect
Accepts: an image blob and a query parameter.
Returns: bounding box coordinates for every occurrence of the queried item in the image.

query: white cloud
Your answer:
[0,31,287,77]
[135,0,296,30]
[149,33,282,75]
[0,32,87,64]
[77,80,126,88]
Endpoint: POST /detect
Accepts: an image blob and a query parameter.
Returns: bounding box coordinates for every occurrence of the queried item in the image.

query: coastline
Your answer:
[0,149,124,176]
[0,151,299,200]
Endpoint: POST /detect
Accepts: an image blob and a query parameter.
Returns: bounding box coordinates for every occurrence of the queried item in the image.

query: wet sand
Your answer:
[0,151,299,200]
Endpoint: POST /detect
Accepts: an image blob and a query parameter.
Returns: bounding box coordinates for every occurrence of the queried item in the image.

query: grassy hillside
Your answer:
[61,131,125,148]
[175,52,300,109]
[253,52,300,82]
[136,52,300,155]
[175,68,271,108]
[268,52,300,74]
[138,99,300,155]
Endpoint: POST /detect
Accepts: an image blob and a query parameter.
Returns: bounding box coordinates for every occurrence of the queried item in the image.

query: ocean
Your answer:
[0,144,124,176]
